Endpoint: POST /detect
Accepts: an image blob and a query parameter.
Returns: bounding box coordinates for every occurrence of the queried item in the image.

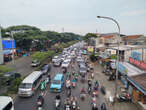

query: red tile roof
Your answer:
[101,35,114,39]
[124,35,142,40]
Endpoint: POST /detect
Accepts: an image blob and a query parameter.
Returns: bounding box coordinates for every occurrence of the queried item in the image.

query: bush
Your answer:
[31,50,55,63]
[0,66,13,73]
[7,78,23,94]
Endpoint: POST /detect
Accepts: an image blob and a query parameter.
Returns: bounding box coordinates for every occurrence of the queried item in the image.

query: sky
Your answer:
[0,0,146,35]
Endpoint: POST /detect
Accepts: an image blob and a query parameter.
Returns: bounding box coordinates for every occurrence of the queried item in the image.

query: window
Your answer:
[3,102,13,110]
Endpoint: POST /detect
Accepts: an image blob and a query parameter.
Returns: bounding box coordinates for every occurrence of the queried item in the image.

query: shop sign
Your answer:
[129,57,146,70]
[131,51,141,61]
[88,46,94,52]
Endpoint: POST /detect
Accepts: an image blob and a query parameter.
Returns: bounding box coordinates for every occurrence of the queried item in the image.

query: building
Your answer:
[2,38,16,62]
[99,33,125,46]
[118,61,146,105]
[123,35,145,45]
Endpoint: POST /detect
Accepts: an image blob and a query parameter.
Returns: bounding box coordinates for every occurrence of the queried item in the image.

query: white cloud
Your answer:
[120,10,146,16]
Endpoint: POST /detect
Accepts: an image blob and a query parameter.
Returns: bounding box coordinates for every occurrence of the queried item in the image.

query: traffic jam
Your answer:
[15,42,107,110]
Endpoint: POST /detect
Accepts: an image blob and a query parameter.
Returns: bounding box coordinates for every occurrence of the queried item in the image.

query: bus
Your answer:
[18,71,43,97]
[0,96,14,110]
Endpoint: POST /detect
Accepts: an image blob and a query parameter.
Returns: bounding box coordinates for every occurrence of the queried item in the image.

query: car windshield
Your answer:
[63,61,68,64]
[19,83,32,89]
[32,60,37,63]
[52,80,61,85]
[80,67,86,71]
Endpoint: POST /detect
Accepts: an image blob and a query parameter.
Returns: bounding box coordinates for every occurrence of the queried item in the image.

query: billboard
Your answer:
[131,51,141,61]
[2,40,16,49]
[129,57,146,70]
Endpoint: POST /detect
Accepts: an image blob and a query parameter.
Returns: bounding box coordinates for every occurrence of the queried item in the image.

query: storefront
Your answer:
[118,61,146,104]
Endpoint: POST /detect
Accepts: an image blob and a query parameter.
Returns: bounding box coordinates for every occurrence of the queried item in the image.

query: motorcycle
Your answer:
[88,86,92,94]
[80,93,86,101]
[65,104,71,110]
[100,86,106,95]
[55,99,61,110]
[92,90,98,97]
[72,100,77,110]
[118,93,132,102]
[37,96,44,110]
[91,73,94,79]
[67,89,71,97]
[72,82,76,88]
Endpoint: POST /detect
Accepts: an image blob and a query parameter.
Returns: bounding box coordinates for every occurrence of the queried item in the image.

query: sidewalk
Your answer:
[93,62,140,110]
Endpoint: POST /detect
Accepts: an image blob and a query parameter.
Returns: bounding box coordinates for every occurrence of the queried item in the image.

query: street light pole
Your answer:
[11,31,15,64]
[96,16,120,100]
[0,25,4,64]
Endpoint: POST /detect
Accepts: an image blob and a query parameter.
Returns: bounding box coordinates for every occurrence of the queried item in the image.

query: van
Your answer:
[0,96,14,110]
[50,73,64,92]
[18,71,43,97]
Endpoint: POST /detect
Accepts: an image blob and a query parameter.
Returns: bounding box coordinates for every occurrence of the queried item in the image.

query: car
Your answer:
[31,60,40,67]
[41,64,51,74]
[79,65,87,74]
[52,56,59,63]
[53,59,62,67]
[50,73,64,92]
[61,60,70,68]
[4,71,21,85]
[79,62,86,68]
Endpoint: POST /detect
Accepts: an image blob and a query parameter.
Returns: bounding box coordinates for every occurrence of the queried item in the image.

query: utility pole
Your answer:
[0,25,4,64]
[11,31,15,64]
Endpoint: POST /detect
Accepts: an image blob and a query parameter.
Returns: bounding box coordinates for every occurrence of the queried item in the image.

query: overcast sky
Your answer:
[0,0,146,35]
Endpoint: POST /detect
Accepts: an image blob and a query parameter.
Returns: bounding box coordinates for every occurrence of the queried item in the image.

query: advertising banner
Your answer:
[131,51,141,61]
[129,57,146,70]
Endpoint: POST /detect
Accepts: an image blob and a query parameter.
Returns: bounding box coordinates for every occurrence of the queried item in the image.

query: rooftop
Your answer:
[131,73,146,91]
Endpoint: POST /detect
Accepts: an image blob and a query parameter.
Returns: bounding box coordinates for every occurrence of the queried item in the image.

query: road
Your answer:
[6,56,35,77]
[14,57,105,110]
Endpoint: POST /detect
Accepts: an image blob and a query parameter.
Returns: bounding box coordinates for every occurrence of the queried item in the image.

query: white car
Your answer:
[61,60,70,68]
[52,56,59,63]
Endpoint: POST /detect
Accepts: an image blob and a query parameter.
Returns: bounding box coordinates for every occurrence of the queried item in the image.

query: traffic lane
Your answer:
[14,64,60,110]
[6,56,35,77]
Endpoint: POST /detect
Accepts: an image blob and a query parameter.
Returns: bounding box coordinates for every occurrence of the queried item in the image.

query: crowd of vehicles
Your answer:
[4,42,109,110]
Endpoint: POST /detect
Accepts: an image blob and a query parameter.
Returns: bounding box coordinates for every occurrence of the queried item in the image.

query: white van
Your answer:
[18,71,43,97]
[0,96,14,110]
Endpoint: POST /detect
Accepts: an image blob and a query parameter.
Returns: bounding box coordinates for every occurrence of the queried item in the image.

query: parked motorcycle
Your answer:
[88,86,92,94]
[118,93,132,102]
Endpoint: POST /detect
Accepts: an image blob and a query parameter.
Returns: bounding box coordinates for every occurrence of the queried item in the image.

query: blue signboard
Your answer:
[2,40,16,49]
[131,51,141,61]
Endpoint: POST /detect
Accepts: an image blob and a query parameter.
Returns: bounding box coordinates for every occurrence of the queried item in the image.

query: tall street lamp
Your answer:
[96,16,120,101]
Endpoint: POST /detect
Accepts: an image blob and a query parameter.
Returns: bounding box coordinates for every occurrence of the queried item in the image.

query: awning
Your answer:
[127,76,146,95]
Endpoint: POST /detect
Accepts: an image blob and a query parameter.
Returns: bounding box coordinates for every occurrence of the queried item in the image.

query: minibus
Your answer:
[50,73,64,92]
[18,71,43,97]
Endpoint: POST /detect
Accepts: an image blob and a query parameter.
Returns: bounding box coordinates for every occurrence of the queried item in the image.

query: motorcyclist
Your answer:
[88,79,92,87]
[55,94,61,100]
[64,98,71,105]
[81,87,86,94]
[37,94,44,107]
[66,79,71,89]
[94,80,99,87]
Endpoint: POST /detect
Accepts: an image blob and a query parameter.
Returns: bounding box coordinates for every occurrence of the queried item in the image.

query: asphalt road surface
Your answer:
[14,57,105,110]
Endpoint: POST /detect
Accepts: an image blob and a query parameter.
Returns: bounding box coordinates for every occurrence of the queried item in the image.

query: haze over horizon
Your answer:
[0,0,146,35]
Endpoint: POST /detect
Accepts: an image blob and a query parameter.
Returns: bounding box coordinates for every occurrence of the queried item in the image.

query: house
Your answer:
[99,33,125,46]
[123,35,145,45]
